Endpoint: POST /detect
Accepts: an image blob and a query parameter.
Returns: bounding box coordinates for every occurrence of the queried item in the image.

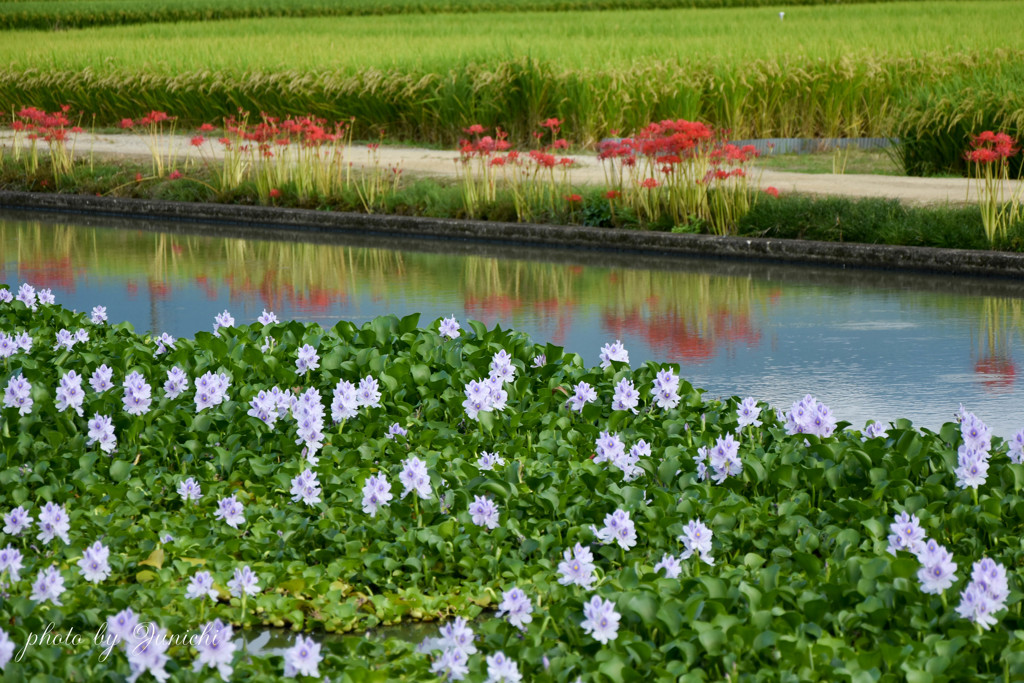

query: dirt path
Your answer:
[5,131,1021,206]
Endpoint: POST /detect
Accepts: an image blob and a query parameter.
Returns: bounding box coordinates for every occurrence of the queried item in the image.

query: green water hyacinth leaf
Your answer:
[2,295,1024,679]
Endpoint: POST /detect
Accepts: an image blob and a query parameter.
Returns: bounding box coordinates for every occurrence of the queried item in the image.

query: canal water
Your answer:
[2,210,1022,436]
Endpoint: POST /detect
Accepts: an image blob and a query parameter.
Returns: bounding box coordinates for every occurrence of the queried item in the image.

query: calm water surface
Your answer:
[2,210,1022,435]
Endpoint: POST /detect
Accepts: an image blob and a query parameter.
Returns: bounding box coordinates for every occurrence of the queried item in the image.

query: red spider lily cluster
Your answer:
[8,105,82,178]
[456,122,577,221]
[598,120,763,234]
[966,131,1019,164]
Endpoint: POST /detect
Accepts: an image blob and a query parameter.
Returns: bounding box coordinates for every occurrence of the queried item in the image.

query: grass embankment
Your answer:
[4,158,1021,252]
[1,0,1022,157]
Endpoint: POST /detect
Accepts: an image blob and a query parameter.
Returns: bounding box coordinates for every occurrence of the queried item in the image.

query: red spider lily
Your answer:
[269,188,282,198]
[553,139,569,150]
[489,157,507,167]
[199,123,216,132]
[528,150,556,168]
[605,190,621,199]
[641,178,658,189]
[119,118,135,129]
[169,170,182,180]
[564,193,582,203]
[541,118,561,130]
[764,186,780,198]
[135,173,143,182]
[70,126,83,134]
[190,135,206,147]
[967,131,1019,163]
[463,124,486,135]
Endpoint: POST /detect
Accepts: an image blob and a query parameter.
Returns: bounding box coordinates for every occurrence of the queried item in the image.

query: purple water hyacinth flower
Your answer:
[886,511,927,556]
[864,421,888,440]
[0,544,24,582]
[611,377,640,413]
[53,328,76,352]
[477,451,504,471]
[0,288,11,304]
[651,368,681,410]
[290,469,322,506]
[357,376,382,408]
[566,381,597,413]
[463,378,498,421]
[785,394,836,437]
[331,379,359,422]
[709,433,743,484]
[86,413,117,454]
[592,509,637,550]
[956,558,1009,631]
[0,333,15,359]
[13,332,31,353]
[955,445,989,489]
[581,595,620,644]
[228,565,260,597]
[679,518,714,565]
[362,473,393,517]
[915,540,957,594]
[386,422,408,439]
[961,411,992,453]
[2,375,33,416]
[194,372,231,412]
[75,328,89,344]
[599,339,629,368]
[496,587,533,630]
[176,477,201,503]
[258,309,279,325]
[3,506,32,536]
[30,565,65,605]
[90,364,115,393]
[163,366,188,399]
[37,288,55,305]
[292,388,326,460]
[126,623,171,683]
[399,457,432,500]
[1009,428,1024,465]
[186,571,219,601]
[55,370,85,416]
[91,305,108,324]
[122,371,153,416]
[295,343,320,373]
[0,628,12,671]
[193,619,236,680]
[468,495,500,529]
[78,541,112,583]
[737,397,762,428]
[108,608,140,648]
[284,634,322,678]
[213,310,234,335]
[532,354,546,368]
[154,332,176,354]
[431,647,469,681]
[439,616,477,655]
[438,315,461,340]
[36,501,70,545]
[485,651,522,683]
[594,431,625,465]
[16,283,37,310]
[214,495,245,529]
[654,553,682,578]
[557,543,597,589]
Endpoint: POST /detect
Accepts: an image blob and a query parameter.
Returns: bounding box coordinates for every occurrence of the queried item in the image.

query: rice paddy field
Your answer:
[0,0,1022,159]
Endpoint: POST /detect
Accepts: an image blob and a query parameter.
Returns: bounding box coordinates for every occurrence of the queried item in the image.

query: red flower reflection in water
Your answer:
[975,356,1016,391]
[602,309,761,364]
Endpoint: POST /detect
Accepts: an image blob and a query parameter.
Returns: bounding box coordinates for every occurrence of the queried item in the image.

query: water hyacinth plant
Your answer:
[3,283,1024,679]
